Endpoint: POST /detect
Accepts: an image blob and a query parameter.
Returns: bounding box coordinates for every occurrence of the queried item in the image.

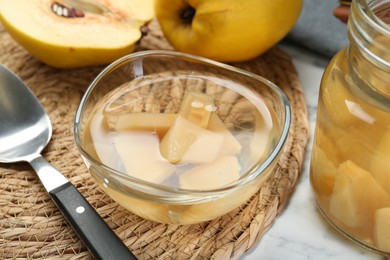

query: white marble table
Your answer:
[244,42,385,260]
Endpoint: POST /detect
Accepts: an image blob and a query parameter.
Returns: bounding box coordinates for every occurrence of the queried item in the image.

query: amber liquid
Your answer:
[311,48,390,253]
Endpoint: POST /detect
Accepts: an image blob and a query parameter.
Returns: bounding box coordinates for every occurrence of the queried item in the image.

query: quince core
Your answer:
[0,0,154,68]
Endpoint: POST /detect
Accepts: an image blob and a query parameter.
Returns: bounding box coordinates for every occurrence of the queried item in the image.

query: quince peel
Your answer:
[154,0,303,62]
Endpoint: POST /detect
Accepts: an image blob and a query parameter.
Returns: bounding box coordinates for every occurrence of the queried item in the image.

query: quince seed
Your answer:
[51,2,85,18]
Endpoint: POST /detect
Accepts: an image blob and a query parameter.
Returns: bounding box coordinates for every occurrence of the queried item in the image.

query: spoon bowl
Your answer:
[0,70,51,162]
[0,65,136,260]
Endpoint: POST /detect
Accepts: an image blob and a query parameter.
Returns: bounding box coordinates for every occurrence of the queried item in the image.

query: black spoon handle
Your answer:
[29,156,136,260]
[50,182,137,260]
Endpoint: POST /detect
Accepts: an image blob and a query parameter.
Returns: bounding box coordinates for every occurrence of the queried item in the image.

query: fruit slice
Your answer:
[114,113,177,139]
[160,115,224,164]
[207,113,241,157]
[373,207,390,252]
[310,125,343,200]
[113,132,176,184]
[179,92,215,128]
[0,0,154,68]
[369,127,390,193]
[89,142,123,170]
[179,156,240,190]
[329,160,390,228]
[310,145,337,198]
[86,108,124,169]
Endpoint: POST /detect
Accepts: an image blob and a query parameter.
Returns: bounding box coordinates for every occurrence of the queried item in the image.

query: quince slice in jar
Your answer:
[329,160,390,228]
[329,123,377,171]
[179,156,240,190]
[373,207,390,252]
[310,145,337,199]
[369,127,390,193]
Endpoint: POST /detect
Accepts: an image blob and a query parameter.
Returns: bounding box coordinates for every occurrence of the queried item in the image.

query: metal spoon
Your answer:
[0,65,136,260]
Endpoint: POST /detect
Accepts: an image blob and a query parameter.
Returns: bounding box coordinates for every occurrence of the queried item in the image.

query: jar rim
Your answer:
[355,0,390,33]
[349,0,390,69]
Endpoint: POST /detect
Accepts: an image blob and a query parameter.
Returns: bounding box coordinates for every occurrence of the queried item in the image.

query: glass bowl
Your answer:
[74,50,291,225]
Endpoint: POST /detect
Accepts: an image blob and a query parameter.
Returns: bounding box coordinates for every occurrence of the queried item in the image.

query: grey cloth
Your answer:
[286,0,349,57]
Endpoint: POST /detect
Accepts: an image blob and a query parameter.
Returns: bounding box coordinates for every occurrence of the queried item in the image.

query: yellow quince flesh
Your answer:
[373,207,390,252]
[113,132,176,184]
[310,145,337,199]
[154,0,303,62]
[114,112,177,139]
[329,160,390,228]
[369,127,390,193]
[179,156,240,190]
[159,115,224,164]
[160,91,242,164]
[179,92,215,128]
[207,113,241,157]
[0,0,154,68]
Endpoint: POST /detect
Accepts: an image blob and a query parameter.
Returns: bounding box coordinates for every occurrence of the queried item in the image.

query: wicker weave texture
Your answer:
[0,20,309,259]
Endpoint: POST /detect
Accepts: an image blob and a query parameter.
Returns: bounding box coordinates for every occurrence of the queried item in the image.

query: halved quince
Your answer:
[0,0,154,68]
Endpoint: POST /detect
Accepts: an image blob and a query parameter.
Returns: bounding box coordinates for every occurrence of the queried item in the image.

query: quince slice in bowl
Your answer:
[0,0,154,68]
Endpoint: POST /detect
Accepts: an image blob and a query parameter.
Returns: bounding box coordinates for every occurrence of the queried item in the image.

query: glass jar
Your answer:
[310,0,390,256]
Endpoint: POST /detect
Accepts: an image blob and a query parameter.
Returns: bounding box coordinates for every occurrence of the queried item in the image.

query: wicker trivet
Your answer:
[0,19,309,259]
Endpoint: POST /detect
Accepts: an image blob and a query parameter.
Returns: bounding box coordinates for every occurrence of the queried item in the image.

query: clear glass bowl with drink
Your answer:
[74,50,290,224]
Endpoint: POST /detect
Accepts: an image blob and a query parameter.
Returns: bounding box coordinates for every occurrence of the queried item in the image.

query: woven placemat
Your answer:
[0,19,309,259]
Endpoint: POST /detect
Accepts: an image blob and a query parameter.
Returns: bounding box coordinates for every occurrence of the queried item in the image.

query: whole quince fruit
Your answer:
[154,0,303,62]
[0,0,154,68]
